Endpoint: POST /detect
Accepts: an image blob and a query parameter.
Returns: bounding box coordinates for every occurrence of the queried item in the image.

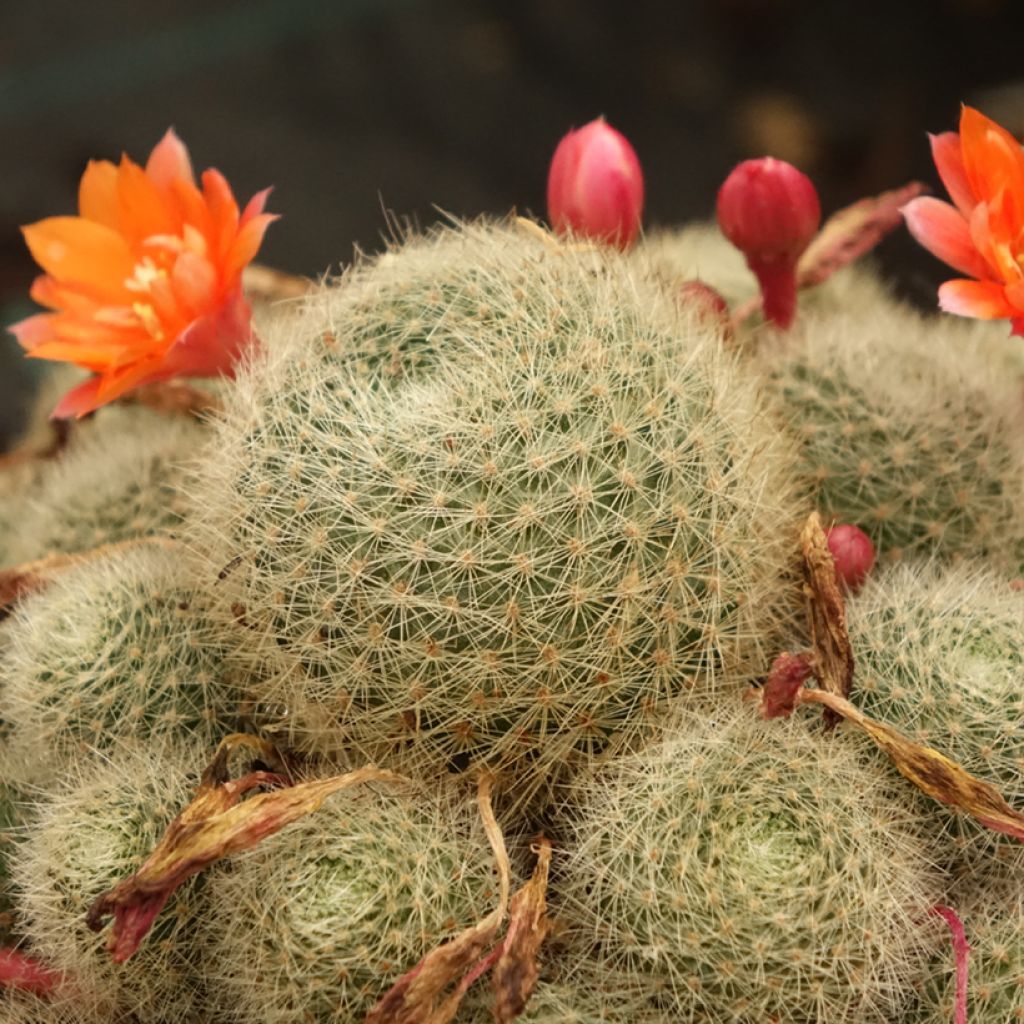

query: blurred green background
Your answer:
[1,0,1021,443]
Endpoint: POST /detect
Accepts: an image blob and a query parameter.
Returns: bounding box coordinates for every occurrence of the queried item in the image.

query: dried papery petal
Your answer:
[931,905,970,1024]
[87,734,407,962]
[801,511,854,727]
[364,776,512,1024]
[798,181,927,288]
[491,839,552,1024]
[761,651,815,719]
[765,684,1024,843]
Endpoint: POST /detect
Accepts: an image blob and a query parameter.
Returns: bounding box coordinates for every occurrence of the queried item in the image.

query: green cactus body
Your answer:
[459,978,672,1023]
[201,780,497,1023]
[759,307,1024,565]
[0,543,235,788]
[9,742,209,1022]
[193,221,803,793]
[848,561,1024,864]
[916,870,1024,1022]
[560,704,941,1023]
[5,405,204,565]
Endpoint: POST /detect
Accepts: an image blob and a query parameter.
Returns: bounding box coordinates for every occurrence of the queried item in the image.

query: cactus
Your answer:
[459,979,671,1023]
[199,776,498,1024]
[757,305,1024,565]
[848,560,1024,865]
[559,702,942,1023]
[4,405,204,566]
[0,543,235,789]
[916,868,1024,1022]
[192,220,804,792]
[9,741,210,1023]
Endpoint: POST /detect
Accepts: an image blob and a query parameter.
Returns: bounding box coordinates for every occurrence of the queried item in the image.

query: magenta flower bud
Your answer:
[826,523,876,594]
[547,118,644,250]
[716,157,821,328]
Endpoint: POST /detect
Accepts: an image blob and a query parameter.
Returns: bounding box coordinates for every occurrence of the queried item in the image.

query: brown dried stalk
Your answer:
[761,660,1024,842]
[800,511,854,727]
[118,380,221,419]
[87,734,406,962]
[242,262,313,301]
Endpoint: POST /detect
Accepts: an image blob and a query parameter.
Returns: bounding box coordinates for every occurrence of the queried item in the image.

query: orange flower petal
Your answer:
[22,217,134,301]
[30,275,103,316]
[145,129,195,192]
[938,278,1017,319]
[78,159,121,229]
[116,157,179,243]
[9,312,57,351]
[226,213,279,281]
[901,197,993,280]
[960,106,1024,235]
[201,168,240,266]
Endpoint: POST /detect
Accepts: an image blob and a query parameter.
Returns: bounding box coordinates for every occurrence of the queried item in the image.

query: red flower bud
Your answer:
[826,523,876,594]
[716,157,820,328]
[547,118,644,250]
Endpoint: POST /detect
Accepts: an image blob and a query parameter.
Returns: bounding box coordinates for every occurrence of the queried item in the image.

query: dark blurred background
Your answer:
[2,0,1022,441]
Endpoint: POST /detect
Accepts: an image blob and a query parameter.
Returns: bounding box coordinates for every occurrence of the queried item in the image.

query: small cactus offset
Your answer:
[9,742,212,1023]
[847,560,1024,866]
[558,703,943,1023]
[0,543,236,788]
[3,405,205,566]
[199,776,500,1024]
[192,221,804,792]
[757,306,1024,566]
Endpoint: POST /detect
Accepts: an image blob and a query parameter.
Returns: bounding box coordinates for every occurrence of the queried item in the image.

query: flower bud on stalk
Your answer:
[716,157,820,327]
[547,118,644,249]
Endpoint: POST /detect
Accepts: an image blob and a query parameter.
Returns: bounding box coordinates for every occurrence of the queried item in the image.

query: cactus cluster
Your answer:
[1,214,1024,1023]
[194,221,803,792]
[558,703,942,1023]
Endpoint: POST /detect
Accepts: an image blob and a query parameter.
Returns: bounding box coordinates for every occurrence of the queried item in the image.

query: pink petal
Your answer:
[51,375,104,419]
[9,311,57,351]
[240,186,273,225]
[225,212,278,281]
[938,279,1017,319]
[901,197,992,280]
[171,250,218,318]
[161,288,254,378]
[145,128,195,190]
[929,132,976,218]
[929,906,969,1024]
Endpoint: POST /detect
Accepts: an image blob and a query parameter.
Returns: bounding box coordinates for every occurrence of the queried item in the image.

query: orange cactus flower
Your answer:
[10,130,277,417]
[902,105,1024,337]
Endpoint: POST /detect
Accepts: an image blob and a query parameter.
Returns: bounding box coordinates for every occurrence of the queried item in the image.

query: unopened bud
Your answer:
[716,157,820,328]
[547,118,644,250]
[826,523,876,594]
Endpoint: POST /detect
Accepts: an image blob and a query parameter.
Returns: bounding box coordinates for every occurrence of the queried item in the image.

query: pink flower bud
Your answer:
[826,523,876,594]
[547,118,644,250]
[716,157,820,328]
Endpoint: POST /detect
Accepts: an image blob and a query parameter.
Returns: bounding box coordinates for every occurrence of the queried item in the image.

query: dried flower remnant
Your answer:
[10,129,277,417]
[717,156,820,327]
[902,105,1024,336]
[547,118,644,250]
